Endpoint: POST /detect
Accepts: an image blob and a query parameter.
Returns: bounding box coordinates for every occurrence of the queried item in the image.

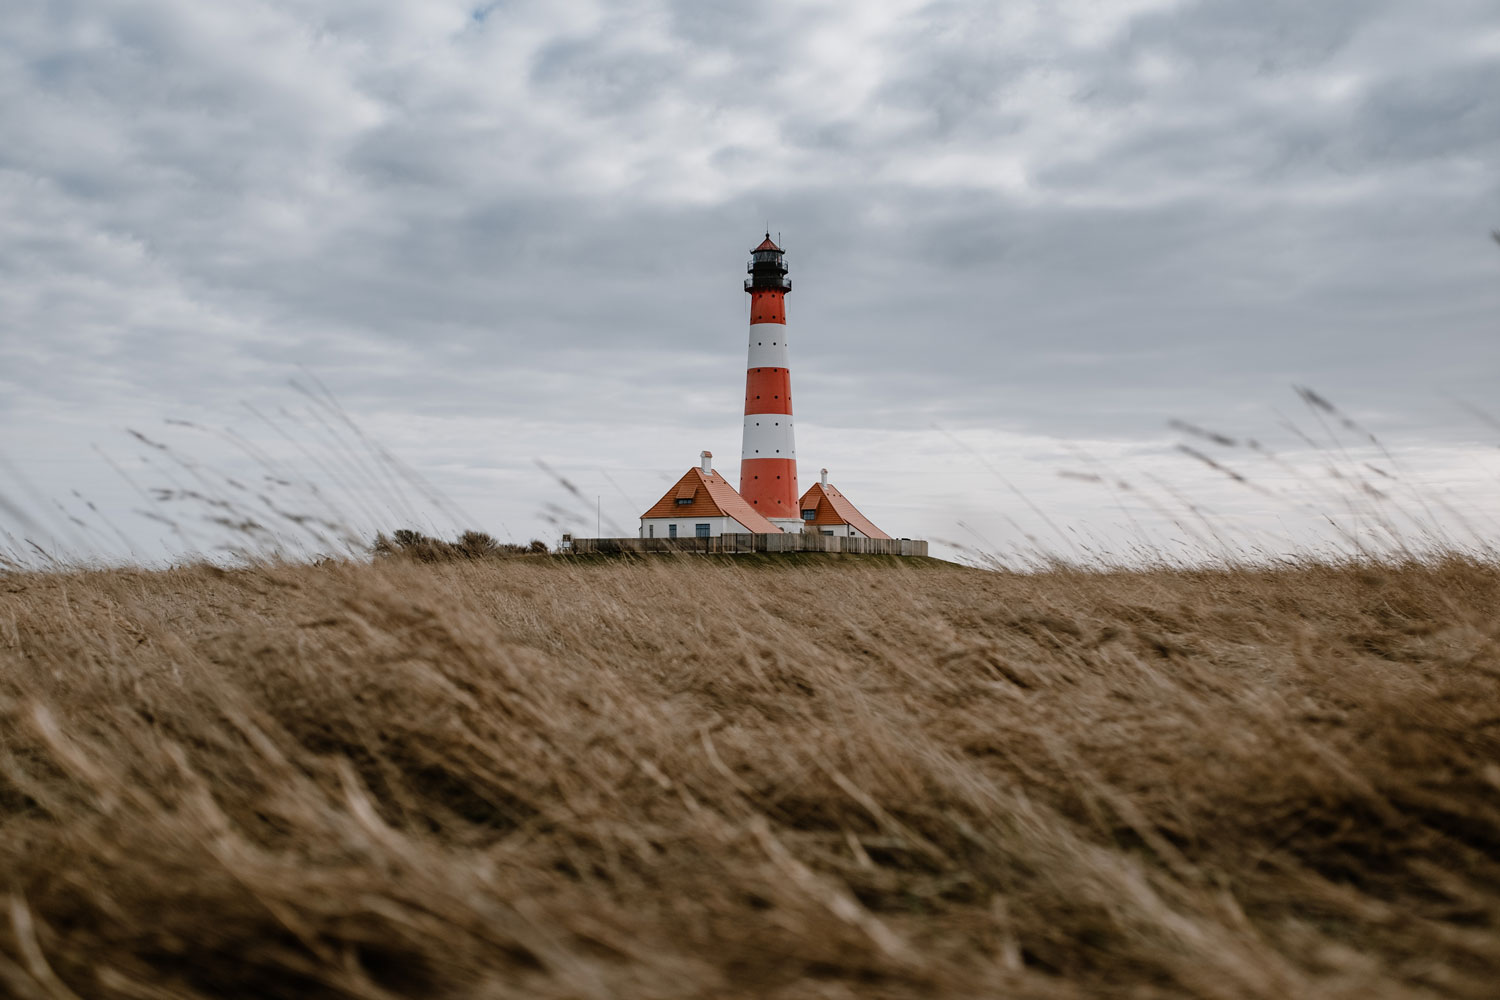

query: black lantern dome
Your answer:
[745,233,791,293]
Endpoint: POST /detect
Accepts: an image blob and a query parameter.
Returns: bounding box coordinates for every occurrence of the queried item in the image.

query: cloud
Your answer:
[1,0,1498,560]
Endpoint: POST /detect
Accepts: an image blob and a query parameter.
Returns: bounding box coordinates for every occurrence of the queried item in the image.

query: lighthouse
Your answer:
[636,230,900,547]
[740,234,803,530]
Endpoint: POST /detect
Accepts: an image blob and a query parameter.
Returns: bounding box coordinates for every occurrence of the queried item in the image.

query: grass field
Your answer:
[3,553,1500,998]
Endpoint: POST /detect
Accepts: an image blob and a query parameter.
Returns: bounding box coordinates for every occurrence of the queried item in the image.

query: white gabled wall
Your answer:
[810,523,869,539]
[640,516,767,538]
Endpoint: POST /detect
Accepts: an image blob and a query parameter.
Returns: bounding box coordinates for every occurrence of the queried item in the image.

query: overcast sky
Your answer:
[2,0,1498,565]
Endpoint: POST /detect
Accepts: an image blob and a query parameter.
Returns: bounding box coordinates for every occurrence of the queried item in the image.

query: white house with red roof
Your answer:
[797,469,891,539]
[640,452,784,540]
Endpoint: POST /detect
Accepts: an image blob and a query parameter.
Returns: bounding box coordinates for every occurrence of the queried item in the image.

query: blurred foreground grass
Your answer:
[3,553,1499,998]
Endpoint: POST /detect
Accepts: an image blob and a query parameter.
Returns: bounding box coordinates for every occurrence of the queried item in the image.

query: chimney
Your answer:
[820,468,829,487]
[701,450,713,474]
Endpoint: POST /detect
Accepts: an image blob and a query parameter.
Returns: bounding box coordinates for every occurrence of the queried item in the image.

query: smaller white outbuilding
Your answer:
[795,468,892,539]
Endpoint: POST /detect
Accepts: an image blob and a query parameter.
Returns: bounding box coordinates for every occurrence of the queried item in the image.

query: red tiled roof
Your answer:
[642,467,784,533]
[753,235,781,252]
[796,482,891,539]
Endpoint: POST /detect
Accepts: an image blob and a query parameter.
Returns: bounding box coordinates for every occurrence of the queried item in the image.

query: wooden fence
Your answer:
[563,534,928,557]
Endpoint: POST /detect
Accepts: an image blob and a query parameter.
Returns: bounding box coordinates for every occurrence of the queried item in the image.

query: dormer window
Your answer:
[801,509,816,520]
[676,497,693,505]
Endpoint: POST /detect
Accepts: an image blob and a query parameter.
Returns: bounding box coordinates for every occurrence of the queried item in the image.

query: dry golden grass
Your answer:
[2,553,1500,998]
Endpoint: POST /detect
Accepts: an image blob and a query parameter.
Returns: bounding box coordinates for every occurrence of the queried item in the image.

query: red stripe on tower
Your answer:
[740,233,800,526]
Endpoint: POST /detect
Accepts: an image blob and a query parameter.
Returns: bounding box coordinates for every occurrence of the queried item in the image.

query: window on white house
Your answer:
[695,524,710,537]
[668,524,677,539]
[821,529,834,536]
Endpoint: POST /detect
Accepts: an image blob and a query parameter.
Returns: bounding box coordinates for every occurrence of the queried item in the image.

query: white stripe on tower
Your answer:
[741,415,796,457]
[746,326,791,368]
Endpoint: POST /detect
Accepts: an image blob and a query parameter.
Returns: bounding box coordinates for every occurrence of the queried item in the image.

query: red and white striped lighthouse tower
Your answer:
[740,234,802,529]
